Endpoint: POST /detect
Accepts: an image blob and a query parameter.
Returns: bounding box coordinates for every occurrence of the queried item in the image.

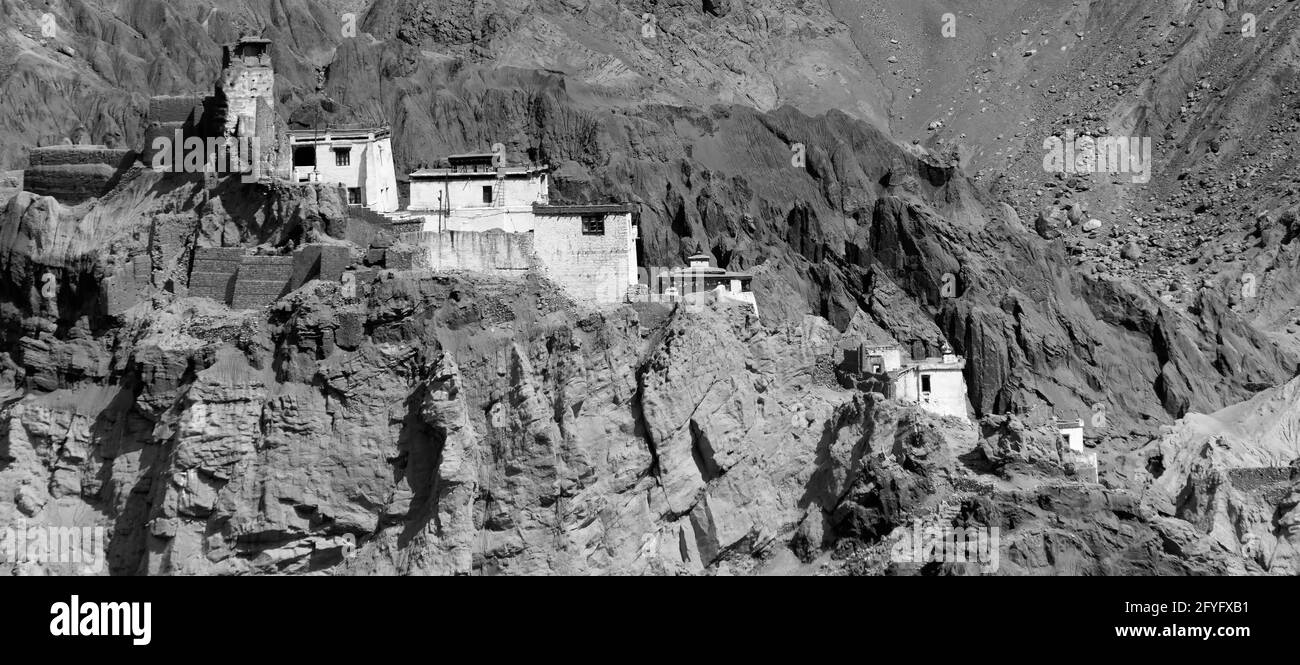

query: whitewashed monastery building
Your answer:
[842,340,970,421]
[288,127,398,212]
[25,36,759,313]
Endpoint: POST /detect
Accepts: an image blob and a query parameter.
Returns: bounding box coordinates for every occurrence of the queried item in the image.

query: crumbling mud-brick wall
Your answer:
[187,247,245,304]
[287,244,351,292]
[189,244,351,309]
[142,94,210,166]
[230,255,296,309]
[340,204,394,245]
[384,245,415,270]
[23,146,137,204]
[103,254,154,316]
[218,61,274,139]
[151,214,199,287]
[147,95,208,128]
[401,230,536,273]
[317,245,350,281]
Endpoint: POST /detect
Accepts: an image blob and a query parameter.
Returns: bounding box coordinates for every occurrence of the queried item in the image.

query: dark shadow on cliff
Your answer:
[394,381,441,549]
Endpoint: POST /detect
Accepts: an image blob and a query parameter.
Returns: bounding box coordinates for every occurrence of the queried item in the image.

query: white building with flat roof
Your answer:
[531,204,638,303]
[1056,417,1085,452]
[893,343,968,421]
[288,126,398,212]
[408,153,549,232]
[861,344,904,374]
[390,149,639,304]
[664,253,758,315]
[1054,416,1097,482]
[844,340,969,421]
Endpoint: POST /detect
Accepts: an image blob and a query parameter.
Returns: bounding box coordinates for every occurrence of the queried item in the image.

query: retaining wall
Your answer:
[400,230,536,273]
[189,244,353,309]
[188,247,244,303]
[231,255,295,309]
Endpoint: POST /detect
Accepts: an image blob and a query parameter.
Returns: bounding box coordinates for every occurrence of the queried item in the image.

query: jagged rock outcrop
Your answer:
[1143,375,1300,574]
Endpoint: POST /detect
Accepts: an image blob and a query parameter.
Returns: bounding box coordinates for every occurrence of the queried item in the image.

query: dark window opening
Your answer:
[334,148,351,167]
[293,146,316,167]
[347,188,361,205]
[582,214,605,235]
[921,374,932,394]
[482,185,493,204]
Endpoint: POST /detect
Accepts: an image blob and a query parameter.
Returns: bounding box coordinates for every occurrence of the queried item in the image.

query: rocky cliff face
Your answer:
[0,159,1262,576]
[1,0,1296,575]
[1144,376,1300,574]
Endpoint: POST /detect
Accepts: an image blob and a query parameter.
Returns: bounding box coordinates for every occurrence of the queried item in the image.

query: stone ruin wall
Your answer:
[188,244,352,310]
[188,247,244,304]
[343,204,395,248]
[230,255,297,309]
[23,146,137,204]
[142,94,209,166]
[103,254,154,316]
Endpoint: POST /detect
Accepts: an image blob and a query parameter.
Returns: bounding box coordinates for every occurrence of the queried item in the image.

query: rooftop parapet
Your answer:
[223,37,273,69]
[410,163,548,178]
[287,126,391,142]
[448,153,496,166]
[531,203,632,215]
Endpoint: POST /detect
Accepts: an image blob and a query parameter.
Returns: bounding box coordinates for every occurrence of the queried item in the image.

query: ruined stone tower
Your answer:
[214,36,289,179]
[217,37,274,139]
